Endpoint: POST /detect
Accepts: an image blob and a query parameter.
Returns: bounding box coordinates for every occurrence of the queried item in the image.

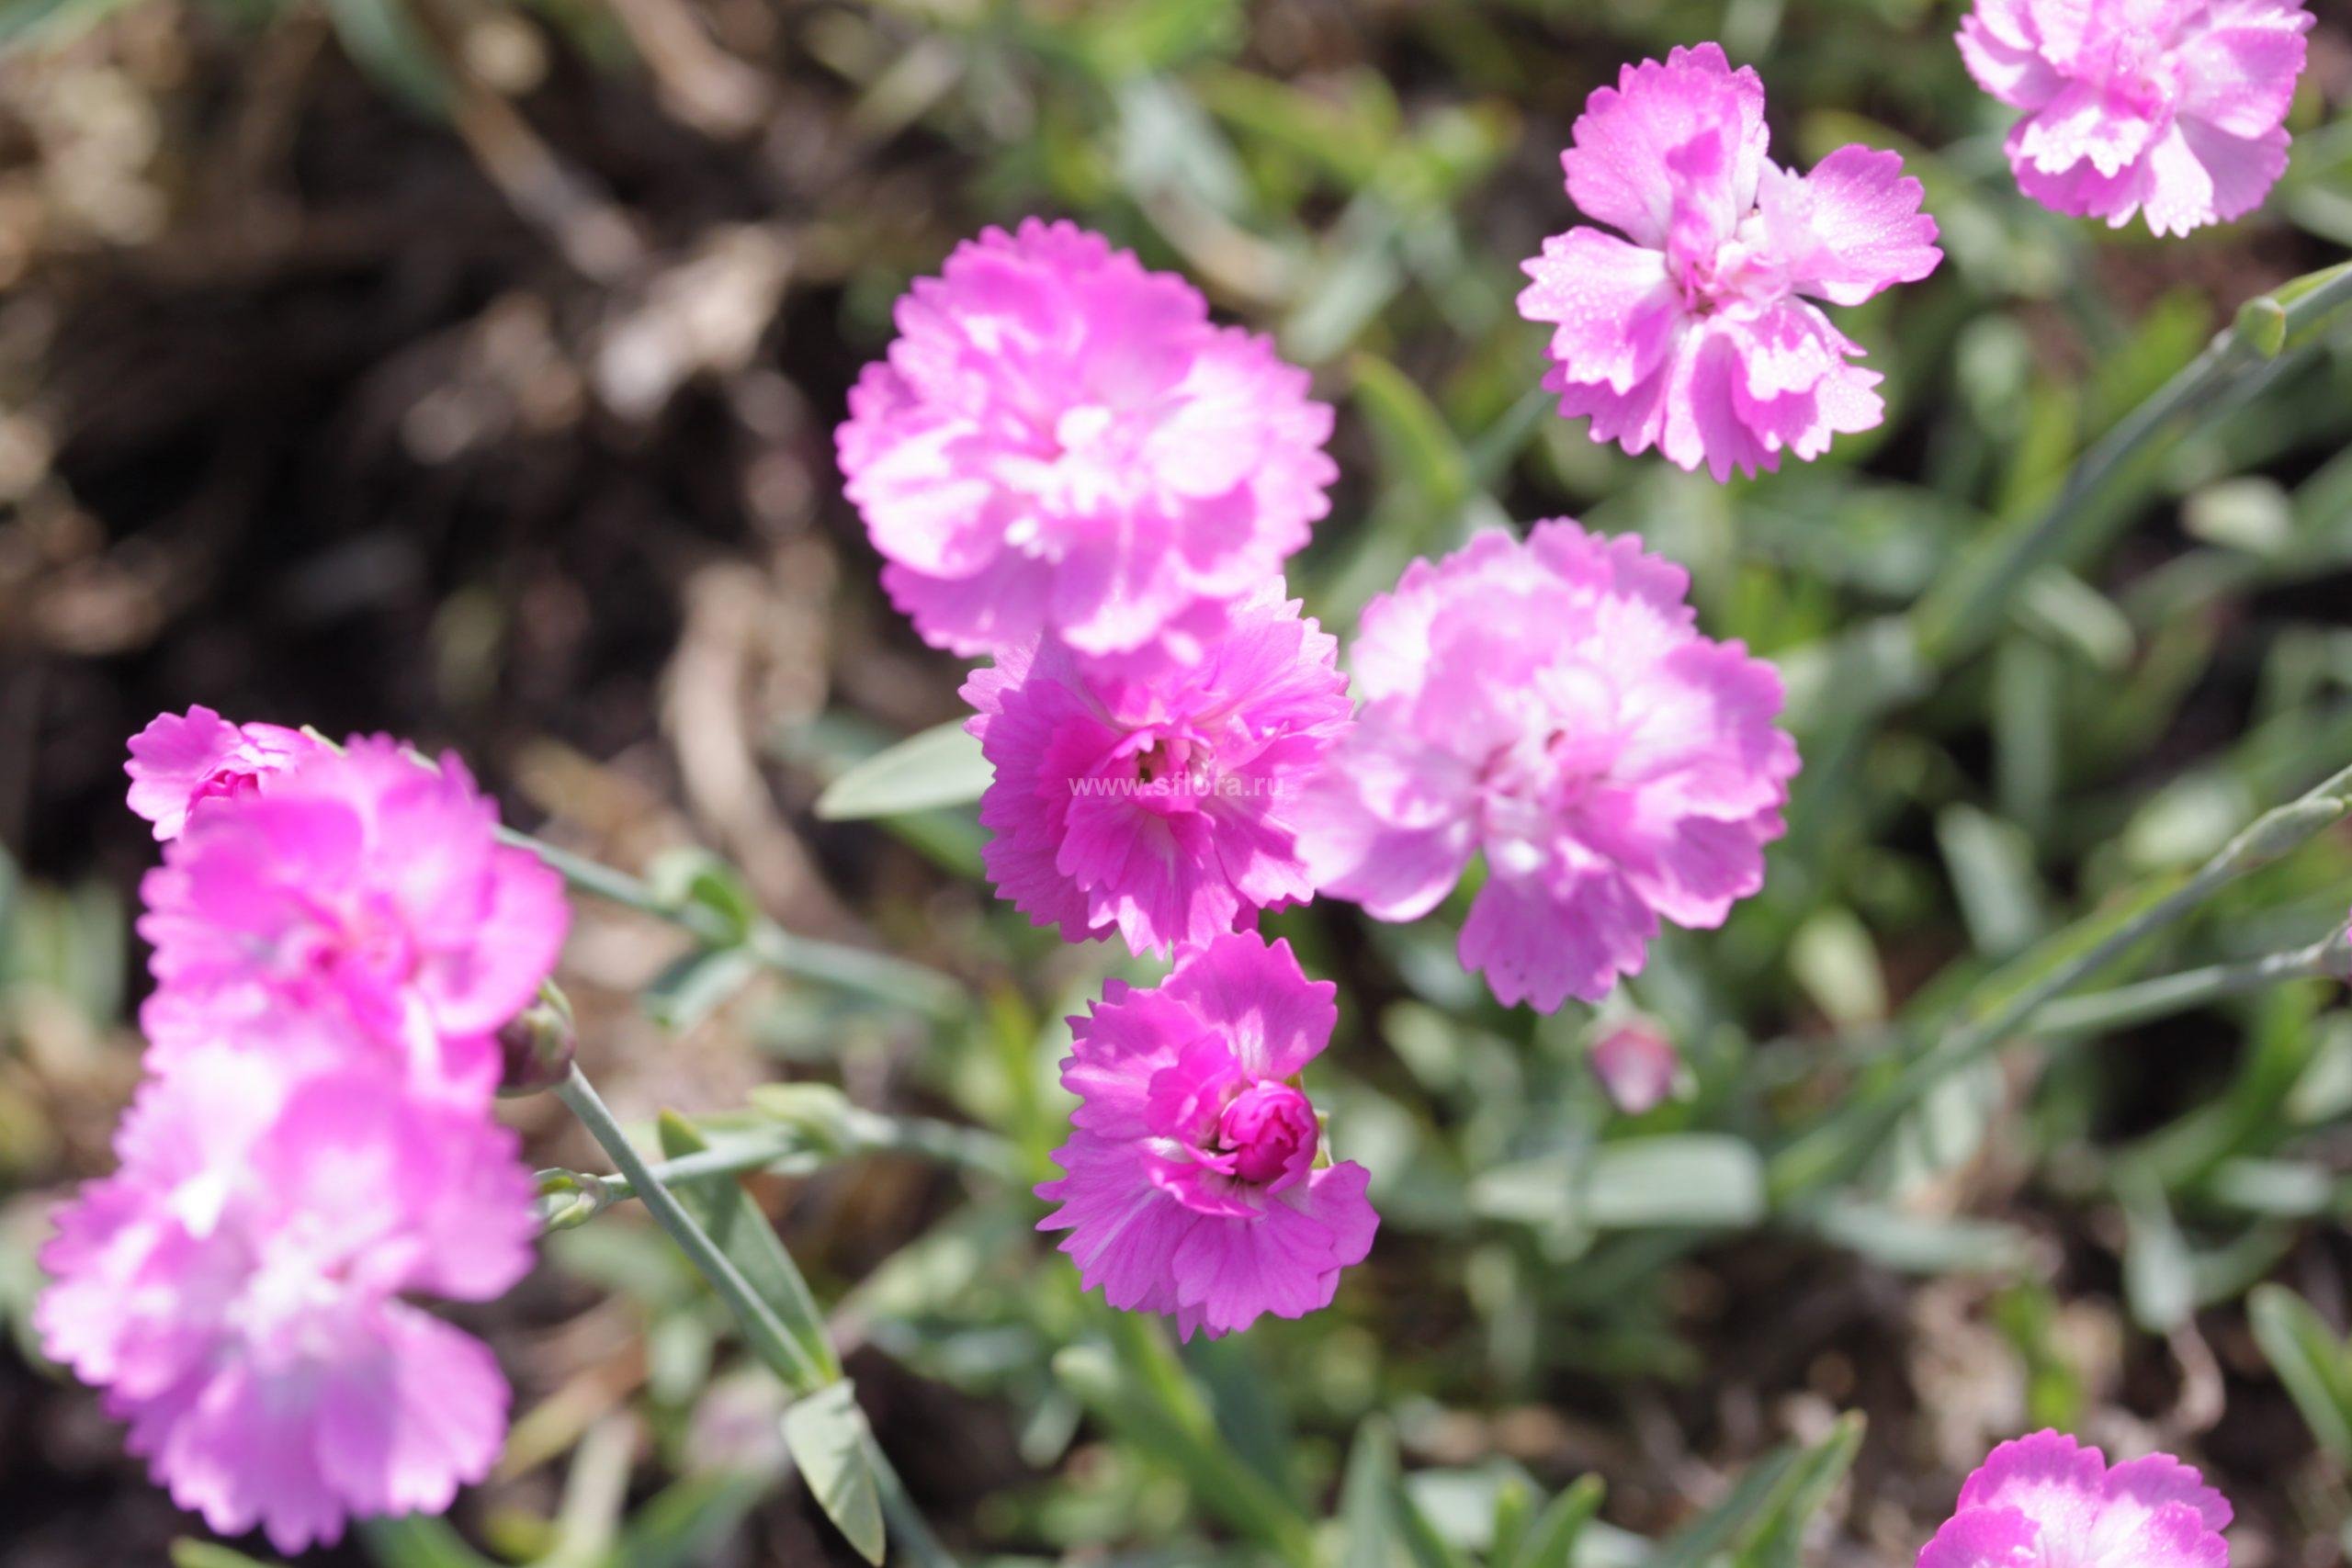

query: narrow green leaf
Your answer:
[610,1473,773,1568]
[356,1516,499,1568]
[642,945,763,1033]
[781,1382,888,1566]
[320,0,451,114]
[1580,1136,1765,1229]
[1053,1334,1317,1562]
[2250,1284,2352,1463]
[1732,1414,1864,1568]
[814,720,991,820]
[1351,352,1471,513]
[171,1543,288,1568]
[657,1112,841,1388]
[1506,1475,1605,1568]
[2120,1174,2195,1333]
[1340,1418,1404,1568]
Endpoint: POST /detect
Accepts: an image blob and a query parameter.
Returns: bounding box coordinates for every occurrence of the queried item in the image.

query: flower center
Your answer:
[1214,1081,1316,1186]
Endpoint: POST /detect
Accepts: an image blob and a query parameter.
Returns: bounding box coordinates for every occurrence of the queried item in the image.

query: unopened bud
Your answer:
[498,982,577,1096]
[1589,1020,1681,1115]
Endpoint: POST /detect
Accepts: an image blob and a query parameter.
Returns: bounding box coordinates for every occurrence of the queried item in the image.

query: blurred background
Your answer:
[5,0,2352,1563]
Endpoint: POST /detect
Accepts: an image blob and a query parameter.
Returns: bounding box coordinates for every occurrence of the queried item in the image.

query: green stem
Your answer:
[2034,934,2346,1036]
[552,1065,827,1389]
[536,1113,1018,1232]
[1913,264,2352,666]
[502,828,965,1020]
[1771,761,2352,1201]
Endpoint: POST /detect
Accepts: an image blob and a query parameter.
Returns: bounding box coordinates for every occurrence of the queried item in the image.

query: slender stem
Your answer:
[501,827,966,1020]
[2034,935,2346,1036]
[536,1112,1018,1231]
[552,1065,826,1390]
[1771,761,2352,1200]
[1913,264,2352,666]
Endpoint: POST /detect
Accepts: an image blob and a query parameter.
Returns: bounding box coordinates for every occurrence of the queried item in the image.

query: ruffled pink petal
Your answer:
[1917,1505,2043,1568]
[1760,148,1942,307]
[1459,870,1660,1011]
[314,1306,512,1521]
[1564,42,1769,251]
[1159,932,1337,1081]
[1516,229,1682,394]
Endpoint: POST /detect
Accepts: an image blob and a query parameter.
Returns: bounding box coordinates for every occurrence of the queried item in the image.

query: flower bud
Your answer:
[497,982,576,1096]
[1589,1020,1681,1115]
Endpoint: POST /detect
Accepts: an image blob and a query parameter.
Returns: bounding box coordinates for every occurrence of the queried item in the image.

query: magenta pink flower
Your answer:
[36,1045,536,1553]
[1296,522,1798,1011]
[962,586,1351,957]
[837,219,1336,668]
[125,706,322,842]
[1036,931,1377,1339]
[1517,43,1940,481]
[137,737,568,1095]
[1960,0,2312,235]
[1920,1430,2232,1568]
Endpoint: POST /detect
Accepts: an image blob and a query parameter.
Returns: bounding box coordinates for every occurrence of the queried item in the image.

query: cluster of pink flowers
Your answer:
[37,709,566,1551]
[838,190,1810,1325]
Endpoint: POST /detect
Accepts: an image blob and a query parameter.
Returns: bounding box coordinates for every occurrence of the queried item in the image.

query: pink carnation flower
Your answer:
[962,586,1352,957]
[36,1045,536,1552]
[125,706,322,841]
[837,219,1336,668]
[1036,931,1377,1339]
[1296,522,1798,1011]
[1921,1430,2232,1568]
[1517,43,1940,481]
[1959,0,2312,235]
[137,737,568,1094]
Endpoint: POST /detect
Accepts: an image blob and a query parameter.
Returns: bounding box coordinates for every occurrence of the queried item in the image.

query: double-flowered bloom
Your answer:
[837,218,1336,671]
[36,1043,537,1553]
[1297,522,1798,1011]
[1518,43,1940,481]
[137,736,569,1096]
[1036,931,1376,1339]
[40,714,567,1551]
[963,586,1352,956]
[1920,1430,2232,1568]
[1960,0,2312,235]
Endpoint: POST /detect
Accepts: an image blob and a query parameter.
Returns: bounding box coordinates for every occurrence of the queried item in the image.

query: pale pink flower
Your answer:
[962,586,1351,957]
[125,706,322,842]
[1920,1430,2232,1568]
[136,737,568,1096]
[36,1045,536,1553]
[1296,522,1798,1011]
[837,219,1336,668]
[1036,931,1377,1339]
[1590,1021,1683,1114]
[1517,43,1940,481]
[1959,0,2312,235]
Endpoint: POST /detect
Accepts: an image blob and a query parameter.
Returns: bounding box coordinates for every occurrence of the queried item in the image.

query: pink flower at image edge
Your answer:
[136,735,570,1097]
[1036,931,1377,1338]
[1959,0,2312,236]
[36,1046,537,1553]
[1920,1429,2231,1568]
[1517,42,1940,480]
